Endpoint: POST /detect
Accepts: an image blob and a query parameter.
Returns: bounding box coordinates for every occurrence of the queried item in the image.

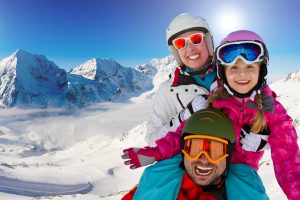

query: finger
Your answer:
[124,160,132,166]
[241,137,254,147]
[259,135,269,141]
[121,154,129,159]
[123,148,132,154]
[240,129,246,138]
[130,165,137,170]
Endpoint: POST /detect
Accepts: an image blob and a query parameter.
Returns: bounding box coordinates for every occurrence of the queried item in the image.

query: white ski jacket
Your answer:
[145,68,216,147]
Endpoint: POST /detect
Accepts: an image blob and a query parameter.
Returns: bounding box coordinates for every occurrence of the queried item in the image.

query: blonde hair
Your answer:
[208,86,267,133]
[251,92,267,133]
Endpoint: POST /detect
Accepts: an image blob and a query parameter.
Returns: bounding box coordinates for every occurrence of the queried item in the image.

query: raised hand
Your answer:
[121,147,162,169]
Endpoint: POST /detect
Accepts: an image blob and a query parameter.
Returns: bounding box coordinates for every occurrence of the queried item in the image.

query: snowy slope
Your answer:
[0,101,152,199]
[0,66,299,199]
[269,70,300,128]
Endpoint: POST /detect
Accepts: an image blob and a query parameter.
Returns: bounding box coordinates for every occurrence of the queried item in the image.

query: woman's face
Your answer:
[176,31,209,69]
[224,59,260,94]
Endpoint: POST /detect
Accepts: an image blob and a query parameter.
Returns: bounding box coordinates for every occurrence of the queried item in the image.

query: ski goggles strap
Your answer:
[216,41,265,66]
[182,135,229,163]
[172,33,205,50]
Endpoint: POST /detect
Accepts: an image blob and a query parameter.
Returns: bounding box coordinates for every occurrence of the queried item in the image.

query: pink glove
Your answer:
[121,147,162,169]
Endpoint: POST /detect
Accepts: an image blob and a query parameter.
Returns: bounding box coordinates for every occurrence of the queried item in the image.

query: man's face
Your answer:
[184,154,226,186]
[176,31,209,69]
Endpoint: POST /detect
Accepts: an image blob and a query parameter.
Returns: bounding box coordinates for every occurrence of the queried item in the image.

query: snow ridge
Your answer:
[0,50,177,108]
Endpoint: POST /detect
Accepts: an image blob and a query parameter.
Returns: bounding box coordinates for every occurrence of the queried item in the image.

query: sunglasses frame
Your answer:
[172,32,205,50]
[182,135,229,163]
[216,40,265,66]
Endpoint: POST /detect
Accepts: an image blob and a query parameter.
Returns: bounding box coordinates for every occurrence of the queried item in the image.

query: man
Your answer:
[122,108,236,200]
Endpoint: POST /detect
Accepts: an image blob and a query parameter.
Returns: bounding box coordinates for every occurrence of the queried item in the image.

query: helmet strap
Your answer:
[223,81,266,100]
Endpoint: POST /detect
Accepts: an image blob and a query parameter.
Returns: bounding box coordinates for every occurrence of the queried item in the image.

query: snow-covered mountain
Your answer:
[0,50,176,108]
[68,58,153,102]
[131,56,177,102]
[285,70,300,81]
[0,49,68,108]
[134,56,177,91]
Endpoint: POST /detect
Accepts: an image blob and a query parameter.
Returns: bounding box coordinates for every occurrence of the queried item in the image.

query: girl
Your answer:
[123,30,300,199]
[209,30,300,199]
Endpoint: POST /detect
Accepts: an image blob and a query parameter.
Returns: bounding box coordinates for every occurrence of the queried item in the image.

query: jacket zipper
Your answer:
[224,98,245,124]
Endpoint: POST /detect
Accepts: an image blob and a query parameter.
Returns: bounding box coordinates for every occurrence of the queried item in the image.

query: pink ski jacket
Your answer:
[155,85,300,199]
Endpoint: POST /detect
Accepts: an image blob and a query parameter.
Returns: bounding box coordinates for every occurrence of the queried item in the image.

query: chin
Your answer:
[192,175,214,186]
[237,90,251,94]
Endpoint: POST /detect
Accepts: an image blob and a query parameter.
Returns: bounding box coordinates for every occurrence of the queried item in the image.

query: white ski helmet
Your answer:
[166,13,214,67]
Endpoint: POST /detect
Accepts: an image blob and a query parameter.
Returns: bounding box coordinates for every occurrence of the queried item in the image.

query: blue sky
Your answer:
[0,0,299,81]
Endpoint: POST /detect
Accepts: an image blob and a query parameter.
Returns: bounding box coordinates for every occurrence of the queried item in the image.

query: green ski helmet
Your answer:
[166,13,214,68]
[182,108,235,143]
[181,108,236,167]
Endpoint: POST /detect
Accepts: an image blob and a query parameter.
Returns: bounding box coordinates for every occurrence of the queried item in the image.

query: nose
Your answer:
[186,39,198,49]
[198,153,209,164]
[239,69,246,76]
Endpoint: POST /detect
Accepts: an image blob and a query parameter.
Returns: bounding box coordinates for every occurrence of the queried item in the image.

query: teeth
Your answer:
[195,165,213,176]
[199,171,211,176]
[195,165,212,170]
[188,54,200,60]
[237,80,249,83]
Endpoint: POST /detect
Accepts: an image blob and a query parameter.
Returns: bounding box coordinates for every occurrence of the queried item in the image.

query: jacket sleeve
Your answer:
[268,100,300,199]
[121,185,137,200]
[155,121,186,160]
[145,81,179,147]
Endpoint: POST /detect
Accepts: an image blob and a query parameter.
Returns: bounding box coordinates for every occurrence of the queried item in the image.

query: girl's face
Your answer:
[224,59,260,94]
[176,31,209,69]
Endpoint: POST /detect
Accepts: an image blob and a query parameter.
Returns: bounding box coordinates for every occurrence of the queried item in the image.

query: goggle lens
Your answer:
[172,33,204,50]
[182,135,228,163]
[173,38,186,50]
[217,42,263,65]
[189,33,204,45]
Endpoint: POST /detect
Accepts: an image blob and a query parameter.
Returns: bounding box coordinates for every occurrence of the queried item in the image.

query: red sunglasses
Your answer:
[172,33,205,50]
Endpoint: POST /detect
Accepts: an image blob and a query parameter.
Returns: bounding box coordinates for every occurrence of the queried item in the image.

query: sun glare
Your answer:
[215,9,244,37]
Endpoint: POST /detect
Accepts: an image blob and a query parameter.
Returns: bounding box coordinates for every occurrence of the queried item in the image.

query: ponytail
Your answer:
[251,92,267,133]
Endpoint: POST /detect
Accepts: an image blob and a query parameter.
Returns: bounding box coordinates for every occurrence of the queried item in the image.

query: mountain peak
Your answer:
[13,49,33,58]
[286,70,300,81]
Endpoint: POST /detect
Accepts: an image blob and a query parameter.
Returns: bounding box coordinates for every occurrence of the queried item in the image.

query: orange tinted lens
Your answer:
[184,138,226,160]
[209,140,226,159]
[173,38,186,49]
[189,33,203,45]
